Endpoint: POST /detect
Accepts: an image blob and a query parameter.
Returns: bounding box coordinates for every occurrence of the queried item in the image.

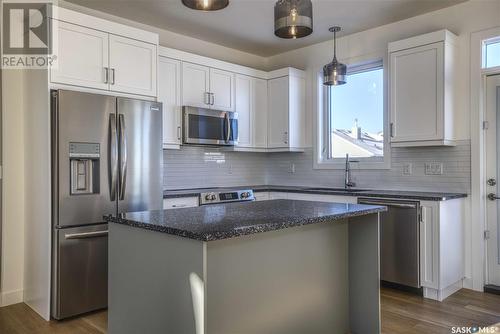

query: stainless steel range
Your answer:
[200,189,255,205]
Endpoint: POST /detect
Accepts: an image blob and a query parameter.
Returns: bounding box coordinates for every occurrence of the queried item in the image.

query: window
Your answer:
[325,61,386,163]
[485,40,500,68]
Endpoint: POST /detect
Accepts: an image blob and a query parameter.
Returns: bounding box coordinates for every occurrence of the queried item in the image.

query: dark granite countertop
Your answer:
[163,185,467,201]
[105,199,386,241]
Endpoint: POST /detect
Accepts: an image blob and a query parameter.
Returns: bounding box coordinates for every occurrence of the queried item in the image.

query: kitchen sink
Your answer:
[307,187,369,193]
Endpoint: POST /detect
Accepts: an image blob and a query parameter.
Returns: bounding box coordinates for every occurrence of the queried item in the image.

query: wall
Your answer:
[164,146,267,190]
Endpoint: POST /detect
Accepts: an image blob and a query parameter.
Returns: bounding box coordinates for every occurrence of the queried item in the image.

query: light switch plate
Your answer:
[288,163,296,174]
[402,163,412,175]
[425,162,443,175]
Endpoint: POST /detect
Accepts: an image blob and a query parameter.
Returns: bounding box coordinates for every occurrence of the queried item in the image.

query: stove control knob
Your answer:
[205,193,216,201]
[211,194,217,200]
[241,192,250,199]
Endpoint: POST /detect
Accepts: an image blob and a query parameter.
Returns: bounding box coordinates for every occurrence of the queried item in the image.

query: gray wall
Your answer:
[163,140,471,193]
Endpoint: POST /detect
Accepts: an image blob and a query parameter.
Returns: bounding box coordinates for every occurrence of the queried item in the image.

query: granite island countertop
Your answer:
[104,199,386,241]
[163,185,468,201]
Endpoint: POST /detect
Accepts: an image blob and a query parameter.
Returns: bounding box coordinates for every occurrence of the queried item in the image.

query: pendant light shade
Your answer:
[182,0,229,11]
[323,26,347,86]
[274,0,313,39]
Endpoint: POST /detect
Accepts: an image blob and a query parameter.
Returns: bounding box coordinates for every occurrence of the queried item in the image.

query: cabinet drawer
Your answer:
[163,197,199,210]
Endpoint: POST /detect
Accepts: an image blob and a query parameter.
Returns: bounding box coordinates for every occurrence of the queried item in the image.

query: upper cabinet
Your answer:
[159,57,182,149]
[389,30,462,147]
[182,63,234,111]
[49,8,158,97]
[267,69,306,151]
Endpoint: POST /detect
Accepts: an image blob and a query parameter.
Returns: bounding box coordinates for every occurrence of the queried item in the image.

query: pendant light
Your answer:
[182,0,229,11]
[323,26,347,86]
[274,0,313,39]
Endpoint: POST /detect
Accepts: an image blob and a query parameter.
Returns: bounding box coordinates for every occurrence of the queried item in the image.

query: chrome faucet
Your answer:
[344,154,358,190]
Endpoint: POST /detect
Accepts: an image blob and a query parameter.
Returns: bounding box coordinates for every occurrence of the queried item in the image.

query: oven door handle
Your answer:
[225,112,231,143]
[358,200,417,209]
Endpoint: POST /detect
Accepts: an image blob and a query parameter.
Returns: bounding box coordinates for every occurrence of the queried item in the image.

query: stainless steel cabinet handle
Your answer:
[172,204,187,208]
[65,230,108,240]
[118,114,127,201]
[224,112,231,142]
[204,92,210,105]
[110,68,116,85]
[488,193,500,201]
[210,93,215,105]
[177,126,181,140]
[109,114,118,201]
[359,200,417,209]
[104,67,109,84]
[390,123,394,138]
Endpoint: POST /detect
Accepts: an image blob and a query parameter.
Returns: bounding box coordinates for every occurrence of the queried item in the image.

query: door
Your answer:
[210,68,235,111]
[50,21,109,90]
[253,78,268,148]
[109,35,157,97]
[159,57,182,147]
[55,90,117,228]
[53,224,108,319]
[116,98,163,214]
[268,77,289,148]
[486,74,500,287]
[235,75,252,147]
[182,62,210,108]
[390,42,444,142]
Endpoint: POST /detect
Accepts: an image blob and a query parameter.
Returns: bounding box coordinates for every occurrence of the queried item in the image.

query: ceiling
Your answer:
[65,0,466,56]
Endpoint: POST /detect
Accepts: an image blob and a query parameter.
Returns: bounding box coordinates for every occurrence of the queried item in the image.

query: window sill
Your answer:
[314,159,391,170]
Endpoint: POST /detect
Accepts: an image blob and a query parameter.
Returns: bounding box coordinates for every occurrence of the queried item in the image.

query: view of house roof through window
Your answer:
[329,67,384,159]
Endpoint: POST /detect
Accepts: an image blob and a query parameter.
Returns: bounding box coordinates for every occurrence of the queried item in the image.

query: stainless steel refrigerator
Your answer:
[50,90,162,319]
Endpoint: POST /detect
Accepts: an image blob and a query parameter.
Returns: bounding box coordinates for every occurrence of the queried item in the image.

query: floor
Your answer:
[0,288,499,334]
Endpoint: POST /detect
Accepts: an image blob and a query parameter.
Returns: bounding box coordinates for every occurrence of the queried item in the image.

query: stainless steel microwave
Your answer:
[182,106,238,146]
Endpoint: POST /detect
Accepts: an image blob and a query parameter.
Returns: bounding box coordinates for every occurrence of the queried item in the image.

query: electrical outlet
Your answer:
[289,163,296,174]
[402,163,412,176]
[228,164,233,175]
[425,162,443,175]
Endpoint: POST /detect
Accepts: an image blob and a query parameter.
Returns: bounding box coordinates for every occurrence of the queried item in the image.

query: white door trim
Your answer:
[470,26,500,291]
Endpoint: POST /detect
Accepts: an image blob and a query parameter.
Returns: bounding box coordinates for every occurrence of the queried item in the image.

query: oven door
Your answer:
[183,106,238,146]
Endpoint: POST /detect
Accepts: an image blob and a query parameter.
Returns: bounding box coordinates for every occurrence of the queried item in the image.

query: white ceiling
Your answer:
[65,0,466,56]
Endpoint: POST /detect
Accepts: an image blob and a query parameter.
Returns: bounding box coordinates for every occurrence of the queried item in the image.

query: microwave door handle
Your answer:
[225,113,231,142]
[118,114,127,201]
[109,113,118,202]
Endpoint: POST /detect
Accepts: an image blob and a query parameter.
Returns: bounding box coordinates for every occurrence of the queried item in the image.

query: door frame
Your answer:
[471,27,500,291]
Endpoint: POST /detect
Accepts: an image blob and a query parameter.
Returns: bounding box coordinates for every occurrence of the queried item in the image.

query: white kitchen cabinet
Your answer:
[419,199,465,301]
[49,10,158,97]
[163,197,199,210]
[210,68,235,112]
[109,35,157,97]
[389,30,460,147]
[182,62,211,108]
[159,57,182,149]
[235,75,268,150]
[50,21,109,90]
[254,192,270,201]
[267,69,306,151]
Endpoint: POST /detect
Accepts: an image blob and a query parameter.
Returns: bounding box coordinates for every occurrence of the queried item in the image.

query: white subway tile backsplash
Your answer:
[164,140,471,193]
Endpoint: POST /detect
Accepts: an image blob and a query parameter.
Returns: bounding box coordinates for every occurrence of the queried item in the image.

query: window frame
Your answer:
[314,56,391,170]
[482,36,500,70]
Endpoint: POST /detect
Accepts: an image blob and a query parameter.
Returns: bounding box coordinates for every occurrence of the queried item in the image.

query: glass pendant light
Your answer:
[274,0,313,39]
[182,0,229,11]
[323,26,347,86]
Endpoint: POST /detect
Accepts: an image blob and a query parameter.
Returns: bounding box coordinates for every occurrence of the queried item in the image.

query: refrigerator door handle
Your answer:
[109,113,118,201]
[64,230,109,239]
[118,114,128,201]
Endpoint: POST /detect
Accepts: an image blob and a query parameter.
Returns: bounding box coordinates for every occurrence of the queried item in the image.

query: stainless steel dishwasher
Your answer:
[358,198,421,289]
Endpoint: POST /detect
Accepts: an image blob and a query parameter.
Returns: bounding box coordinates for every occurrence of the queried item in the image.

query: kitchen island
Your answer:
[105,199,386,334]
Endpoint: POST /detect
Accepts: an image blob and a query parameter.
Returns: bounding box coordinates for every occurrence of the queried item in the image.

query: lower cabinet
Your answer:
[163,197,199,210]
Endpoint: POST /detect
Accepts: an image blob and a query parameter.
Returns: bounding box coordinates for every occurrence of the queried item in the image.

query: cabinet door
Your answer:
[419,201,439,289]
[390,42,444,142]
[159,57,182,148]
[268,77,289,148]
[210,68,235,111]
[50,21,109,90]
[235,75,252,147]
[109,35,157,97]
[182,62,210,108]
[253,78,268,148]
